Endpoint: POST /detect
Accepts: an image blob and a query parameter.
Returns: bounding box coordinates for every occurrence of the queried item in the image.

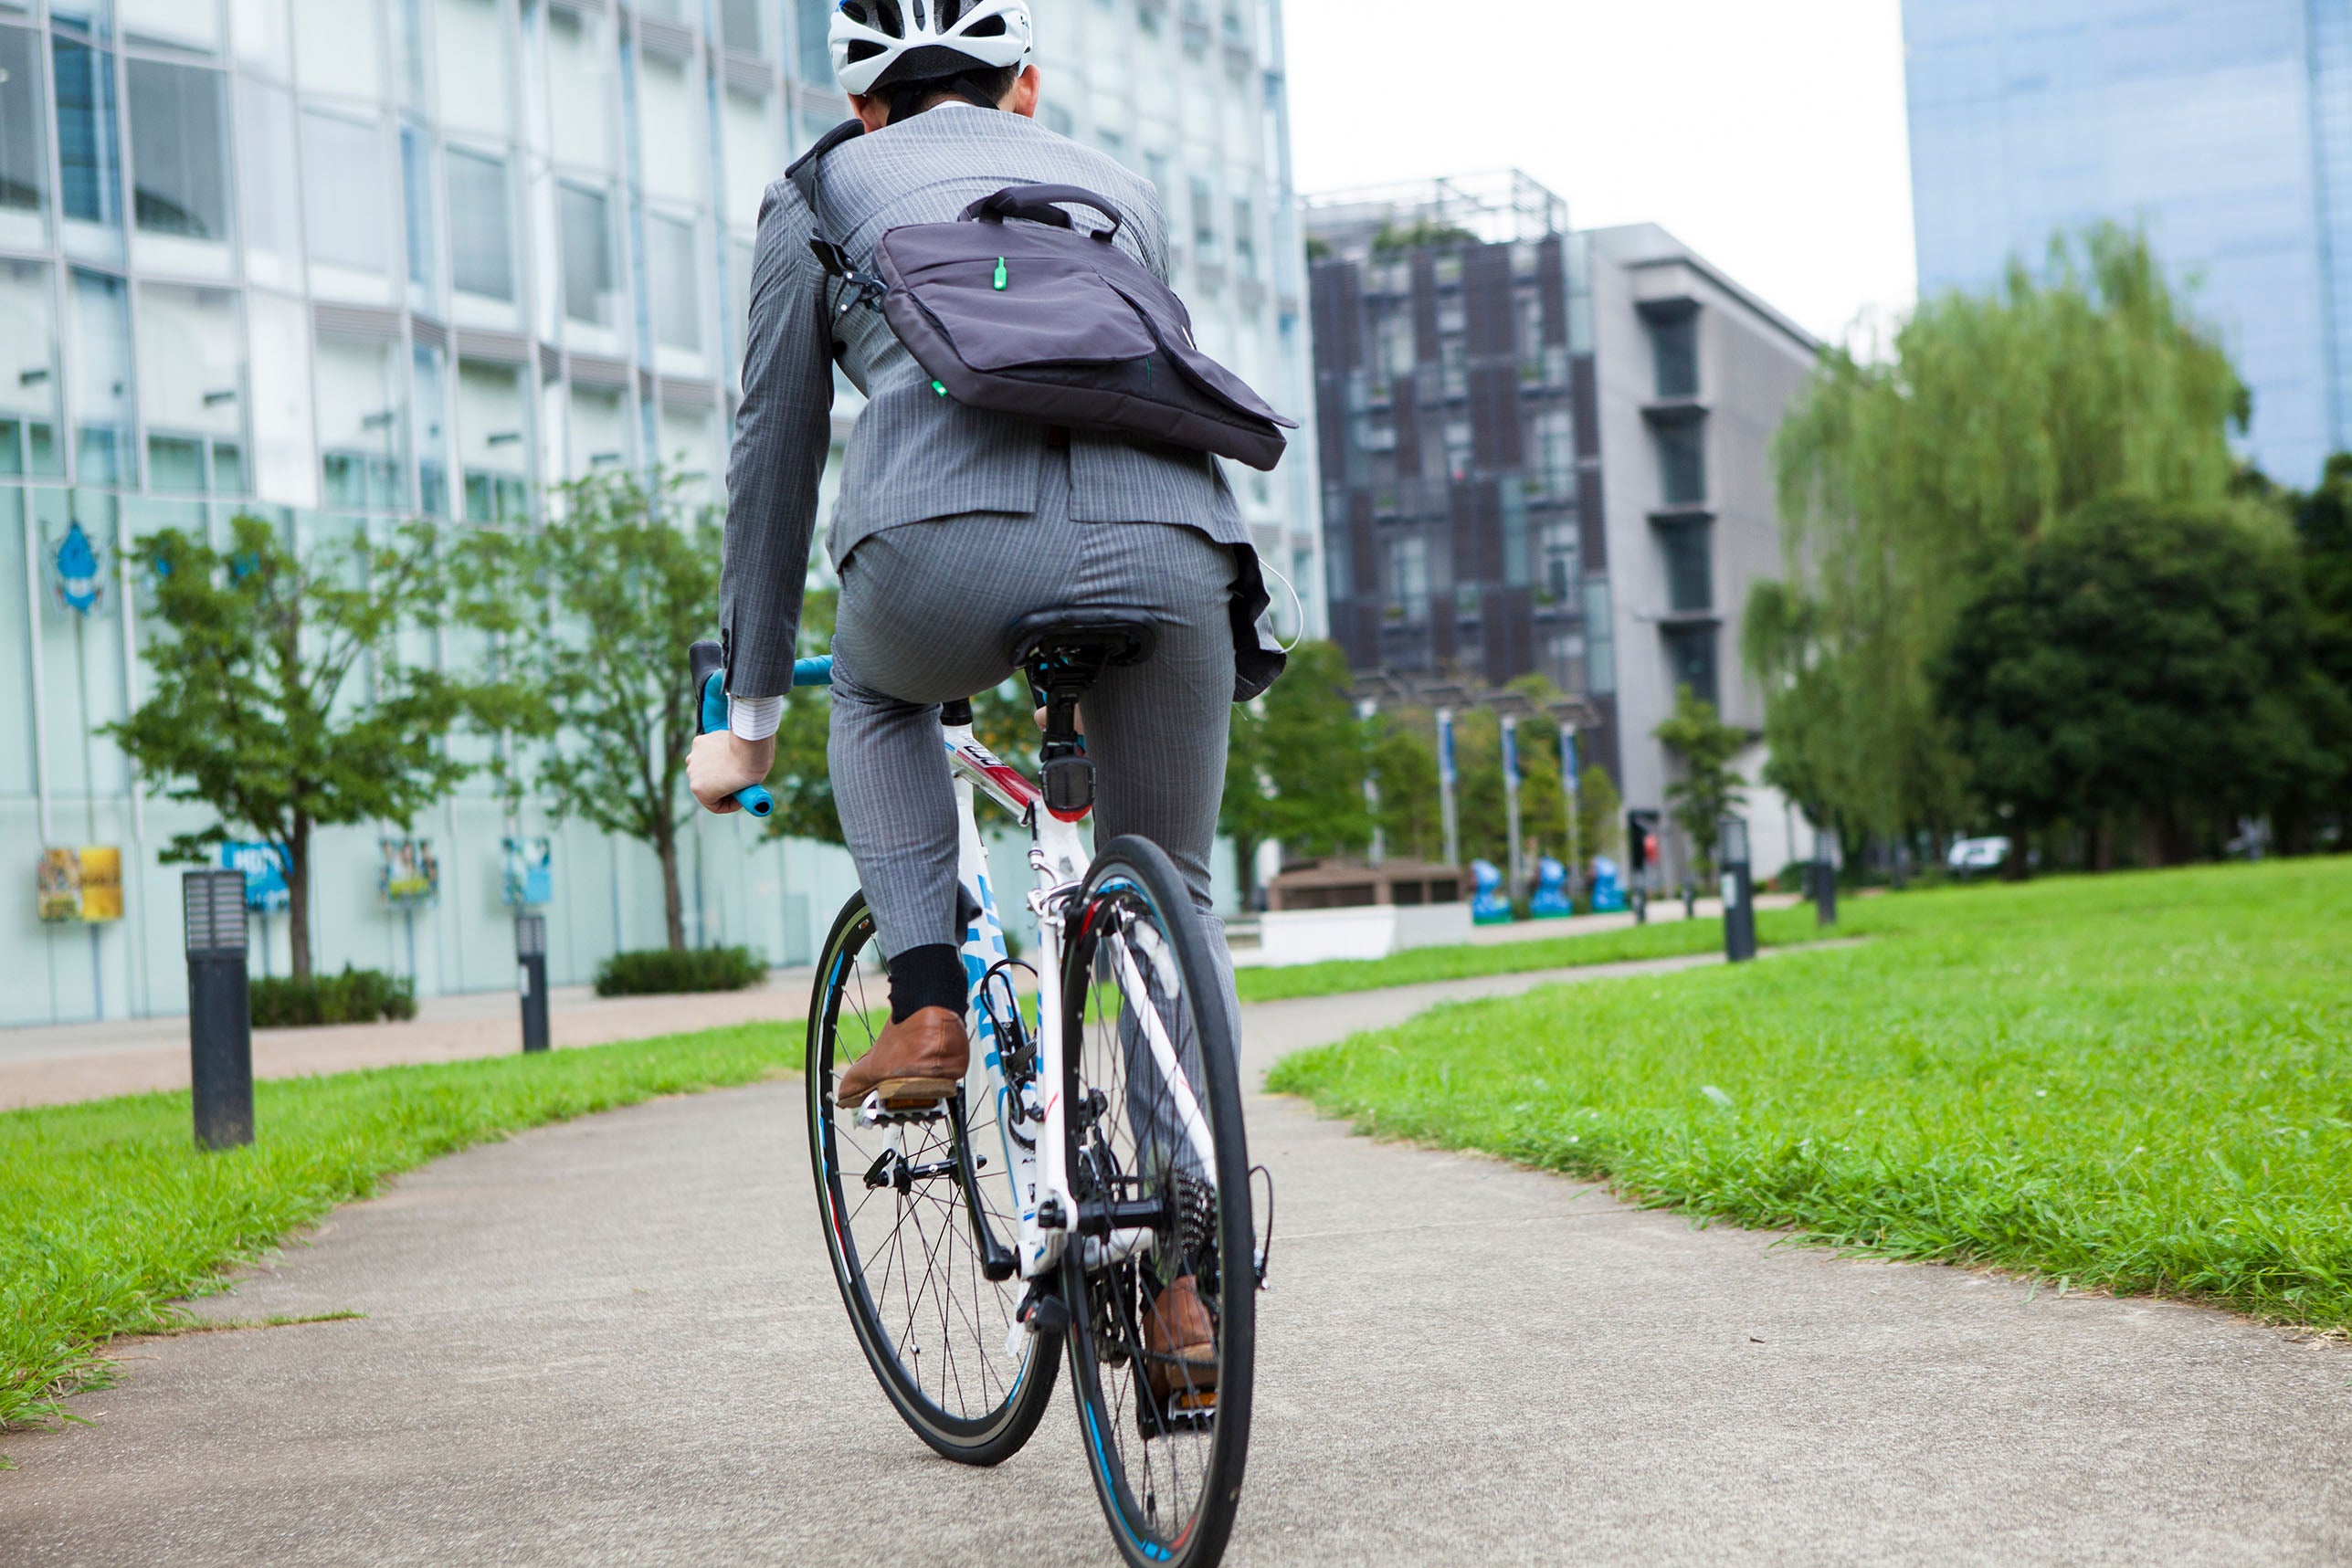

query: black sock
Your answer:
[888,943,966,1023]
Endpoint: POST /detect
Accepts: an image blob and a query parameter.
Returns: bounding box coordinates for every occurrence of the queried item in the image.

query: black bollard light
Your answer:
[517,914,550,1054]
[1720,816,1756,963]
[184,869,254,1150]
[1814,824,1839,927]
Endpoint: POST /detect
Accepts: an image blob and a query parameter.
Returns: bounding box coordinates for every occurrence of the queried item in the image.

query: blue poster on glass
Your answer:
[501,837,553,907]
[220,841,290,913]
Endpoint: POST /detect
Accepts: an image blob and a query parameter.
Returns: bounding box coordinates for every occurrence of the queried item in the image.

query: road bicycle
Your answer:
[746,614,1265,1568]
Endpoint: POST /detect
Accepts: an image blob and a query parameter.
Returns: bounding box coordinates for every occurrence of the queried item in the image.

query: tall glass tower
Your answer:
[1904,0,2352,486]
[0,0,1316,1026]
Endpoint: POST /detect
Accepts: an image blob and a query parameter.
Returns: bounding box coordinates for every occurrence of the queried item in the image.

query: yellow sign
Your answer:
[36,847,124,923]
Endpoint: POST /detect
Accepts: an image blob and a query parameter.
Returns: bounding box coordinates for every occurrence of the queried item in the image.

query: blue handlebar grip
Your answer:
[791,656,834,688]
[689,652,775,819]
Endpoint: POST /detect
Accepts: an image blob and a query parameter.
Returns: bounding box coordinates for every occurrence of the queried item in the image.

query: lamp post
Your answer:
[1814,819,1839,927]
[1720,815,1756,963]
[516,913,550,1054]
[1501,714,1524,904]
[1358,700,1385,867]
[1436,708,1461,868]
[1558,722,1581,906]
[183,869,253,1150]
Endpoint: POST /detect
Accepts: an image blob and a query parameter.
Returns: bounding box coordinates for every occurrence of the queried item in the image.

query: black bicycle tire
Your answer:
[807,888,1061,1466]
[1058,837,1256,1568]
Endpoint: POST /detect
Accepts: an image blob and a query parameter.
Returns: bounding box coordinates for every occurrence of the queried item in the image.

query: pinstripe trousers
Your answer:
[829,449,1239,996]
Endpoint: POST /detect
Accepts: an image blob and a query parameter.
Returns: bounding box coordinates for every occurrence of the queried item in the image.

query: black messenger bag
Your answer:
[789,126,1298,470]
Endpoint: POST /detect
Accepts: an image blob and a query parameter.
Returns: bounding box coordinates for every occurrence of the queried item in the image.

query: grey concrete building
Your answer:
[1304,176,1820,882]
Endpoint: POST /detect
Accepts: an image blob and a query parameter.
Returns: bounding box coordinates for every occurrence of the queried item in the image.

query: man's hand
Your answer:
[690,730,776,815]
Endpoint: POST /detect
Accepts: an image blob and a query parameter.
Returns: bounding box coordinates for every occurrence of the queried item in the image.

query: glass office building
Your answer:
[0,0,1315,1025]
[1904,0,2352,486]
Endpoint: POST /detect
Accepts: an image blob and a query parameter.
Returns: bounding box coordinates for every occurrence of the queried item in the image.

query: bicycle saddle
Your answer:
[1004,608,1158,673]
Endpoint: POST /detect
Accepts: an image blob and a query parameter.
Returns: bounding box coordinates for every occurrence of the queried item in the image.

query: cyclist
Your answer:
[687,0,1251,1397]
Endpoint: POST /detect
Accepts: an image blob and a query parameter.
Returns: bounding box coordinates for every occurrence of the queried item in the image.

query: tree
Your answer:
[1652,685,1746,881]
[1935,498,2332,870]
[109,514,487,980]
[1218,641,1372,901]
[464,468,721,952]
[1366,711,1442,862]
[1755,225,2248,843]
[2292,456,2352,842]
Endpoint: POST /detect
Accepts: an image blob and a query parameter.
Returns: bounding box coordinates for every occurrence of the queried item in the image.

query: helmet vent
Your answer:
[965,12,1006,34]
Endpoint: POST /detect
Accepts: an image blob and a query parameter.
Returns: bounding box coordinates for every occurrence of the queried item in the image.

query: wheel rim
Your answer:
[1063,875,1239,1557]
[812,908,1039,1438]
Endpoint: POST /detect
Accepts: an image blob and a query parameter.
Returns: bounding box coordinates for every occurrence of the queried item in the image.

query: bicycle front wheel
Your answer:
[1060,837,1256,1568]
[807,890,1060,1466]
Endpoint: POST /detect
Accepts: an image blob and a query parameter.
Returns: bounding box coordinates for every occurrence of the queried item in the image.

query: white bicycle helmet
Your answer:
[829,0,1035,98]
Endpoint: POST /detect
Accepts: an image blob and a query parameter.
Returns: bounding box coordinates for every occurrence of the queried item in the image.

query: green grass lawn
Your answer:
[1268,859,2352,1329]
[1231,904,1831,1004]
[1,1023,798,1440]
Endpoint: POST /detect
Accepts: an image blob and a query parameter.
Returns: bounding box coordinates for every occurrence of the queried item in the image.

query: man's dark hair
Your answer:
[881,62,1018,125]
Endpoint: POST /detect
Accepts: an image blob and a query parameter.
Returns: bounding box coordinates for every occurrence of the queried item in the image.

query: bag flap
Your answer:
[884,225,1155,371]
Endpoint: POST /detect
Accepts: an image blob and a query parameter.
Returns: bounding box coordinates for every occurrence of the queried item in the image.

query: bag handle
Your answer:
[961,184,1124,245]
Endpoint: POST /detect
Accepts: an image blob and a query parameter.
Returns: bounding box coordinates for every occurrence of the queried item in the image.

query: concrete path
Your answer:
[0,974,821,1111]
[5,951,2348,1565]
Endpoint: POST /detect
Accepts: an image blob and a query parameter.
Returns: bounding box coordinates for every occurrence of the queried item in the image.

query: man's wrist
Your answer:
[730,693,784,742]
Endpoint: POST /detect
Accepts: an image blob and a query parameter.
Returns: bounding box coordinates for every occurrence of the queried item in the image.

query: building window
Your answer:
[136,283,243,495]
[795,0,834,83]
[67,268,132,485]
[720,0,764,55]
[53,38,121,230]
[1650,309,1697,399]
[1534,406,1574,499]
[315,331,407,510]
[0,259,64,478]
[413,341,449,517]
[400,124,437,294]
[568,382,630,478]
[1388,532,1429,623]
[649,213,701,352]
[0,26,52,249]
[1541,521,1577,605]
[447,147,513,300]
[128,62,230,242]
[303,110,388,276]
[546,7,617,172]
[1042,102,1073,137]
[1658,518,1713,611]
[1189,175,1218,265]
[560,183,616,326]
[1231,196,1256,279]
[457,357,530,521]
[1662,623,1719,709]
[1582,575,1616,695]
[1654,417,1705,505]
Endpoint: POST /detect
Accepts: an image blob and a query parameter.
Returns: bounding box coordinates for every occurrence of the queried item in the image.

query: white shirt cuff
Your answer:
[729,694,784,742]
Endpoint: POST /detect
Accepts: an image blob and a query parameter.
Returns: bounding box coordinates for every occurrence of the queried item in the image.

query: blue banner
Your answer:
[1561,728,1578,788]
[1437,710,1457,786]
[219,841,290,914]
[1501,716,1520,780]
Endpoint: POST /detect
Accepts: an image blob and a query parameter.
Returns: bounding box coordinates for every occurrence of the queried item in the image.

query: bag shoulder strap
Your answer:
[786,119,866,273]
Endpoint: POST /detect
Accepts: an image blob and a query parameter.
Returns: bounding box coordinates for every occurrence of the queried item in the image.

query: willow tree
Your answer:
[1751,225,2249,840]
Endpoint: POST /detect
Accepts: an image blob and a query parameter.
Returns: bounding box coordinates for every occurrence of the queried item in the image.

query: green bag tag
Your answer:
[993,258,1008,291]
[933,380,949,397]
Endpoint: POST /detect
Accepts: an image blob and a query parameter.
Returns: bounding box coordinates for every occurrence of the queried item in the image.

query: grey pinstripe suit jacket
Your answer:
[719,103,1249,699]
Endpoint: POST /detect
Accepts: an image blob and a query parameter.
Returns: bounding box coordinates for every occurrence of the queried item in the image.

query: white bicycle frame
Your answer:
[918,717,1213,1288]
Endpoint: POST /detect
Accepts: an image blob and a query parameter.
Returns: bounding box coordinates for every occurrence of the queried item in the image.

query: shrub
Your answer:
[249,966,417,1028]
[594,946,766,997]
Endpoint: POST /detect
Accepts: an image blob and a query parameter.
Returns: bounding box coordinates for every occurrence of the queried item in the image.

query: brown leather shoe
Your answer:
[835,1007,970,1109]
[1142,1275,1218,1400]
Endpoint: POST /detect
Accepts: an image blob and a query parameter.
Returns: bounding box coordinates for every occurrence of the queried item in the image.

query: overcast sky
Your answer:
[1280,0,1918,347]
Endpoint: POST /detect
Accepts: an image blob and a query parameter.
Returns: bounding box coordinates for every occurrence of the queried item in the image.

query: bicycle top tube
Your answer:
[792,656,833,688]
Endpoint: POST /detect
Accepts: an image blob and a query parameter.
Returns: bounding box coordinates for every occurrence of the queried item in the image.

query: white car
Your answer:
[1947,837,2010,876]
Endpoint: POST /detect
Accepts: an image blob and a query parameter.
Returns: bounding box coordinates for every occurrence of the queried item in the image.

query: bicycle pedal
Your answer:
[856,1091,950,1128]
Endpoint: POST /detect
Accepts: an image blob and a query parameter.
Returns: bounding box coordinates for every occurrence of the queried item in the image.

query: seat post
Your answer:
[1039,684,1093,815]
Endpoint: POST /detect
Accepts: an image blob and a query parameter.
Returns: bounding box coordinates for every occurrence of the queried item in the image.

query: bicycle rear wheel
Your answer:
[807,890,1060,1465]
[1059,837,1255,1568]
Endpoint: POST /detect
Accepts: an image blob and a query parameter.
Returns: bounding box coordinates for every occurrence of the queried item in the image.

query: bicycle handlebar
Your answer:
[688,639,775,819]
[792,656,834,688]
